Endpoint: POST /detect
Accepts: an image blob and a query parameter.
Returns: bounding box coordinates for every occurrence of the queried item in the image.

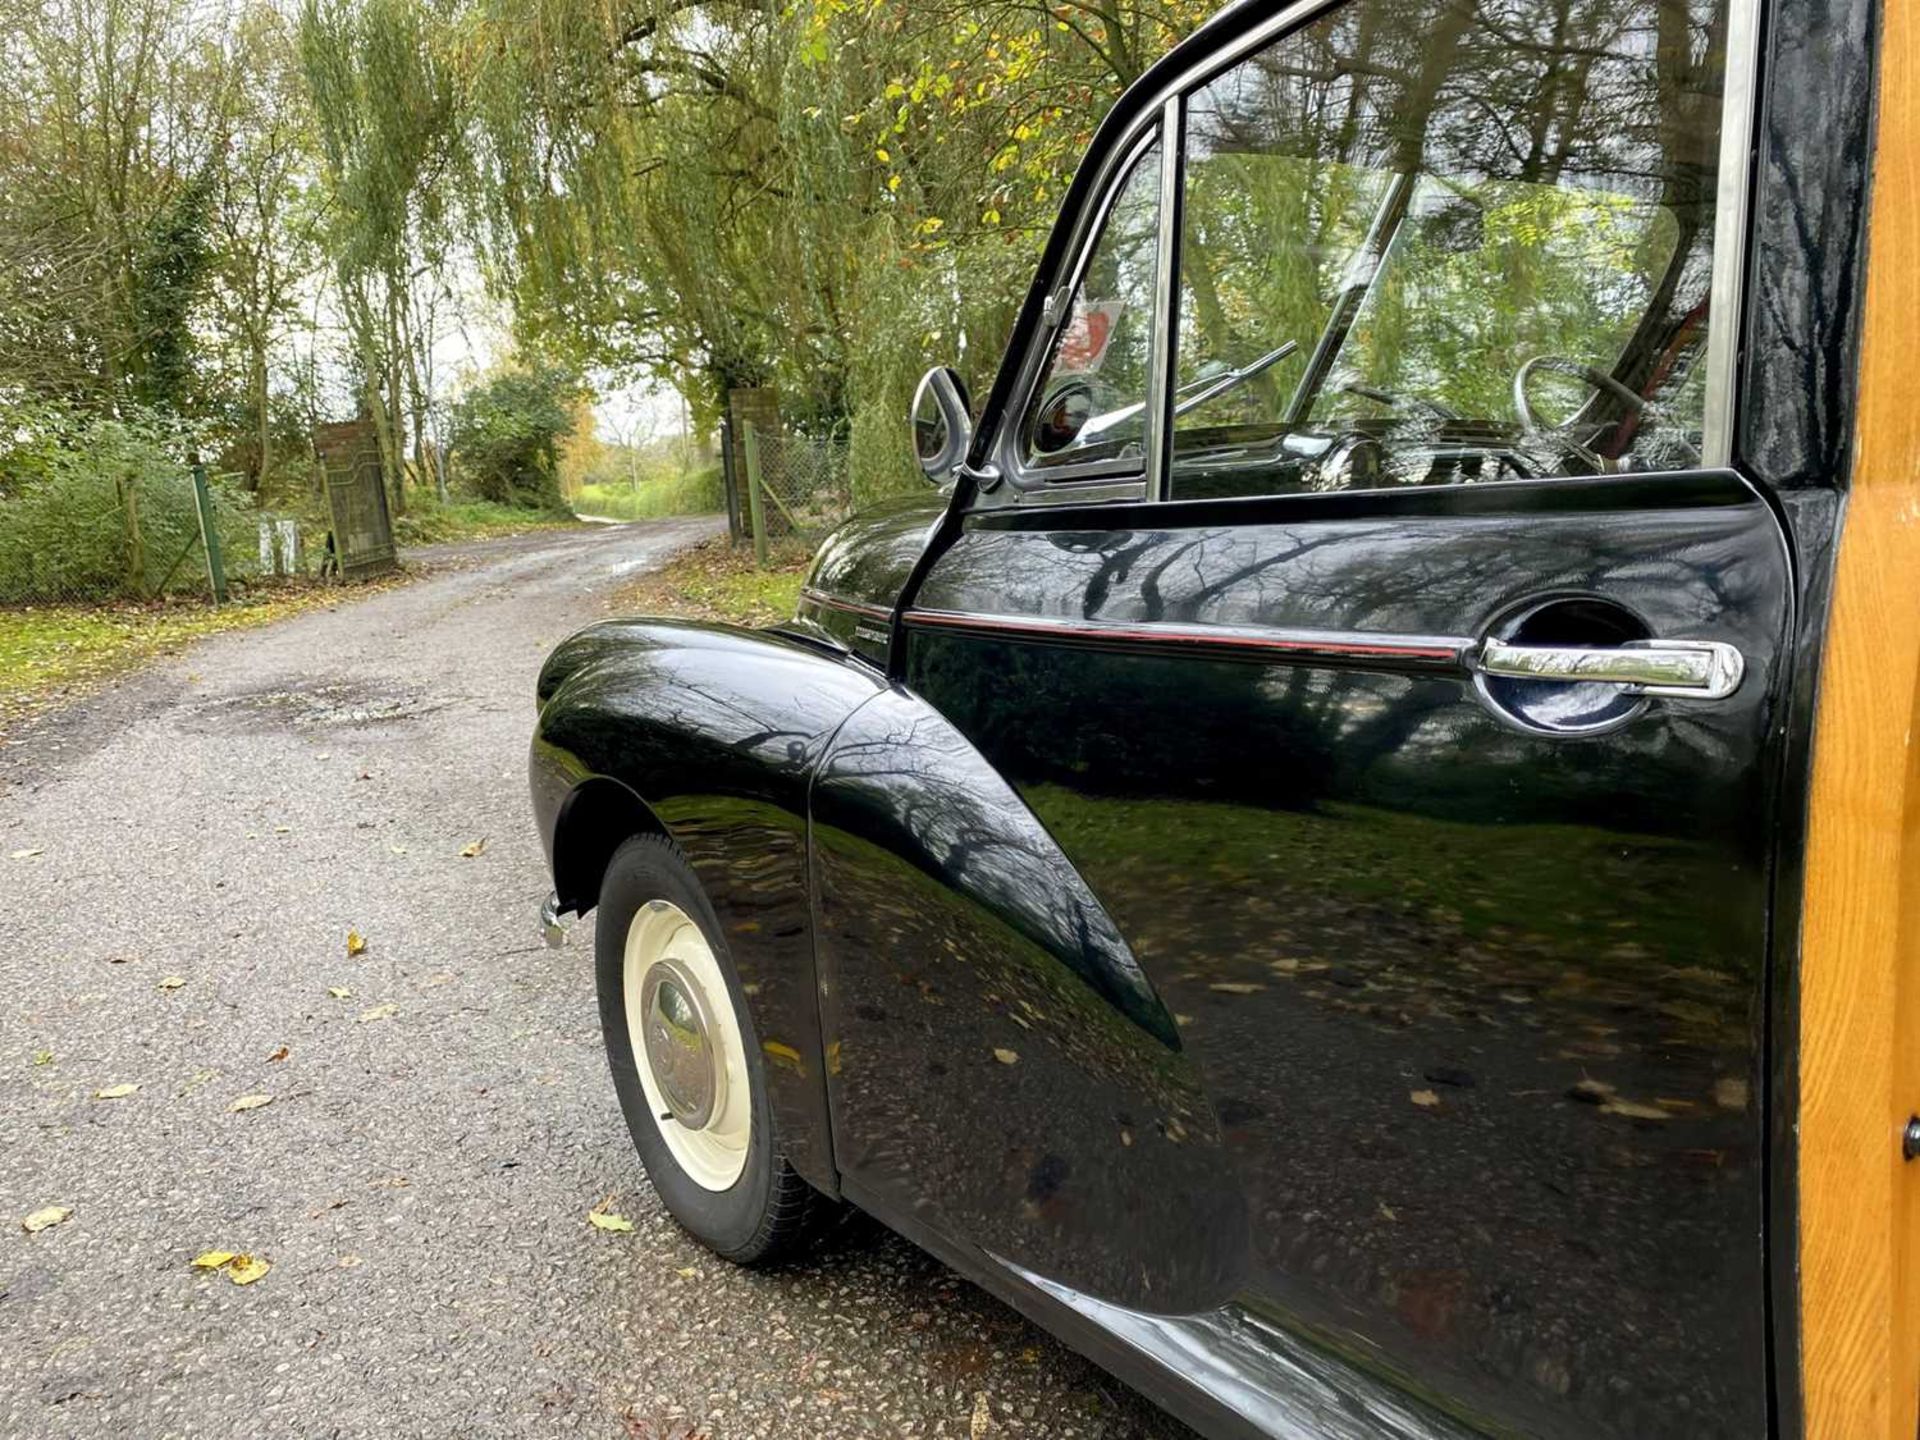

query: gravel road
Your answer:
[0,520,1192,1440]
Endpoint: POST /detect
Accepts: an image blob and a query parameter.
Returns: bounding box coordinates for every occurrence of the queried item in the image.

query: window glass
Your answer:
[1170,0,1727,500]
[1023,142,1162,473]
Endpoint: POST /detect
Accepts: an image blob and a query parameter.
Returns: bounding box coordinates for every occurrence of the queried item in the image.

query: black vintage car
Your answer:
[531,0,1920,1435]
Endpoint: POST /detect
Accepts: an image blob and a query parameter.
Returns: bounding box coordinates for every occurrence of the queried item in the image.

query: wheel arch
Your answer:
[531,619,889,1200]
[551,775,667,916]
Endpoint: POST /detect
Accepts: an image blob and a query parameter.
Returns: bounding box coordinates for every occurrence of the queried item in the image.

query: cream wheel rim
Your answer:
[624,899,751,1191]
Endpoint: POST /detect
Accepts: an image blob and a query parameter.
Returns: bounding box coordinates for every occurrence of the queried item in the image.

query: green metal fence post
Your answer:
[742,421,769,568]
[190,455,229,605]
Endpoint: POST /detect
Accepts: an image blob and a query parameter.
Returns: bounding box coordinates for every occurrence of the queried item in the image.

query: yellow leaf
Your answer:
[327,986,353,1000]
[458,838,487,858]
[675,1266,696,1278]
[761,1040,802,1071]
[226,1255,271,1285]
[10,847,43,859]
[1409,1089,1442,1108]
[157,975,186,991]
[191,1250,238,1269]
[992,1048,1019,1065]
[95,1083,138,1100]
[346,930,366,957]
[357,1003,398,1023]
[21,1205,71,1233]
[31,1050,53,1066]
[1209,981,1266,995]
[588,1210,634,1233]
[229,1093,274,1113]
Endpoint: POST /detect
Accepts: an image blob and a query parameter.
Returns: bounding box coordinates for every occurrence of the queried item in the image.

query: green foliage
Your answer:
[446,365,583,508]
[575,466,725,521]
[0,403,258,604]
[391,499,581,546]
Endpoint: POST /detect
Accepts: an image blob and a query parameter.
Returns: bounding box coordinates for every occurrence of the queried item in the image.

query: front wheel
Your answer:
[595,833,822,1263]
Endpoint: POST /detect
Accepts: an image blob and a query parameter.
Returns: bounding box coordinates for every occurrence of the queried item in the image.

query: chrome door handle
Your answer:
[1477,638,1745,699]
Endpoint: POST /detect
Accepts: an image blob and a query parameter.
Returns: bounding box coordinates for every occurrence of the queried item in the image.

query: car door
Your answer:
[819,1,1783,1437]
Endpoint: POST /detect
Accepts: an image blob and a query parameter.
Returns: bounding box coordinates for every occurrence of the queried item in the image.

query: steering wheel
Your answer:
[1511,354,1702,470]
[1339,381,1458,422]
[1512,355,1646,434]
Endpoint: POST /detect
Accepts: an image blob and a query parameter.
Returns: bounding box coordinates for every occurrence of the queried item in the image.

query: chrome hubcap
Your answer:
[639,959,719,1129]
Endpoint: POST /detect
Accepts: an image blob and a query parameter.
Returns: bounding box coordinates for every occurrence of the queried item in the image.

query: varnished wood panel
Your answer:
[1798,0,1920,1433]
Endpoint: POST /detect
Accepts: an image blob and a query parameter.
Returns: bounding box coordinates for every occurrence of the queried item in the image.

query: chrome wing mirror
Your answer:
[911,366,972,482]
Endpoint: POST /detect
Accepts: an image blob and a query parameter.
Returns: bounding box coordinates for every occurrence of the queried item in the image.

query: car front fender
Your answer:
[531,617,886,1197]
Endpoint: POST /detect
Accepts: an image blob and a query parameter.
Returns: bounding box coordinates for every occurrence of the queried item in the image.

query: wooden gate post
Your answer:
[742,421,769,568]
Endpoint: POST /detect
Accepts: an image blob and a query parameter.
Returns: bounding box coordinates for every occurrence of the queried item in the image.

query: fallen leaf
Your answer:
[266,1046,289,1062]
[588,1210,635,1233]
[10,847,43,860]
[345,930,367,957]
[31,1050,53,1067]
[229,1093,273,1112]
[339,1254,363,1268]
[94,1083,139,1100]
[1600,1098,1672,1121]
[388,844,407,856]
[971,1391,992,1439]
[21,1206,71,1233]
[327,986,353,1000]
[1208,981,1266,995]
[1566,1077,1617,1105]
[458,838,487,858]
[357,1003,397,1023]
[675,1266,697,1278]
[991,1048,1019,1065]
[157,975,186,991]
[1409,1089,1442,1108]
[226,1255,271,1285]
[191,1250,238,1269]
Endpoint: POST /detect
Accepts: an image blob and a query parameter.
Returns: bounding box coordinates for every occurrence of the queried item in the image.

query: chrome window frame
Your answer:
[993,0,1762,506]
[993,126,1167,501]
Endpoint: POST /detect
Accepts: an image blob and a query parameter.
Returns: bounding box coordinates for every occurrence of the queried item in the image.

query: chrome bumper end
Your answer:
[541,892,569,949]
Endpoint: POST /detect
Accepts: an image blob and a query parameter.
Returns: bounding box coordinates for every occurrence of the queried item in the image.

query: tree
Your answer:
[446,362,581,509]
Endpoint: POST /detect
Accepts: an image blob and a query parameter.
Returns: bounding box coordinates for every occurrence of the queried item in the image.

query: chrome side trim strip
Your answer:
[903,607,1472,672]
[799,587,893,623]
[1702,0,1763,468]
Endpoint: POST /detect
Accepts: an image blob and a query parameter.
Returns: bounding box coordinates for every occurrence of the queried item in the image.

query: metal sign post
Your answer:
[189,456,229,605]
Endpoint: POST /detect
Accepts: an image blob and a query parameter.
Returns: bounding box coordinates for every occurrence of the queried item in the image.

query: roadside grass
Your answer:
[392,498,581,546]
[576,465,724,521]
[607,535,810,627]
[0,577,409,740]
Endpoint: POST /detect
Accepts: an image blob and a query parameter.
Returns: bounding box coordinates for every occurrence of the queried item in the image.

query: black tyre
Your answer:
[595,832,821,1263]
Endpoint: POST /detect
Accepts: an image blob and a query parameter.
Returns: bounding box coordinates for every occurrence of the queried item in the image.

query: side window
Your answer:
[1022,141,1162,473]
[1170,0,1729,500]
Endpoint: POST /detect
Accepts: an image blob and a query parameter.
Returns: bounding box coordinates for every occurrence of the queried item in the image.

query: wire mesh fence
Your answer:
[738,424,851,553]
[0,463,319,608]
